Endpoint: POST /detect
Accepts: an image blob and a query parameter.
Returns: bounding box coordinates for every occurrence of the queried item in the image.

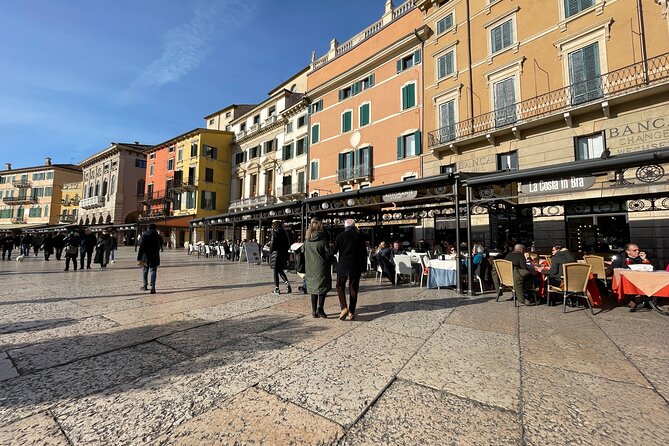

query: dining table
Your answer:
[612,269,669,315]
[427,258,457,289]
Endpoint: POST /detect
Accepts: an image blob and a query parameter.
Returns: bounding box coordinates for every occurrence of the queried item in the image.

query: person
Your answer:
[502,244,536,305]
[375,241,396,285]
[53,231,66,261]
[391,241,405,255]
[137,223,162,294]
[2,233,14,261]
[32,234,42,257]
[537,244,576,287]
[109,231,118,263]
[304,219,331,318]
[94,229,114,269]
[80,228,97,269]
[20,233,33,257]
[42,233,54,261]
[331,219,367,320]
[269,220,291,294]
[472,243,491,288]
[63,231,81,271]
[607,243,652,312]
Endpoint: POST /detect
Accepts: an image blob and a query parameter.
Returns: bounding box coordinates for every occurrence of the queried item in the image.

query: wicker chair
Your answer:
[547,263,593,314]
[493,259,517,307]
[583,255,607,287]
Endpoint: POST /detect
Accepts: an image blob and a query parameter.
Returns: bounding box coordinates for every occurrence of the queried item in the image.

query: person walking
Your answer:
[94,229,114,269]
[269,220,291,294]
[32,234,42,257]
[2,233,14,261]
[304,219,331,318]
[80,228,96,269]
[331,219,367,321]
[63,231,81,271]
[20,233,33,257]
[137,223,161,294]
[109,231,118,263]
[53,231,66,261]
[42,233,54,261]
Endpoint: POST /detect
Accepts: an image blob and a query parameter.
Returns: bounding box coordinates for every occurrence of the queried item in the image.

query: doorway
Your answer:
[566,213,629,254]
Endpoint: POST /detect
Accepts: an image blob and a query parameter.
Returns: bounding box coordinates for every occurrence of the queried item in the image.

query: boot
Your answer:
[316,294,327,318]
[285,281,292,294]
[311,295,319,318]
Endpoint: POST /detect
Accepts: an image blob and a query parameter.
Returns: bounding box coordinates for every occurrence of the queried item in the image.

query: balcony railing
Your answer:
[138,210,169,221]
[170,179,198,192]
[59,214,76,223]
[278,183,306,197]
[61,198,80,206]
[428,51,669,150]
[12,180,31,188]
[229,195,277,210]
[137,190,171,203]
[337,163,373,183]
[2,196,37,205]
[10,217,25,224]
[80,196,105,209]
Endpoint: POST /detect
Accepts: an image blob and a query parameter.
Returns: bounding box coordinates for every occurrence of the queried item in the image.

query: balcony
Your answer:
[337,163,373,183]
[59,214,77,224]
[428,52,669,151]
[138,210,169,221]
[170,180,198,193]
[12,180,31,188]
[61,198,80,206]
[2,196,37,205]
[137,190,171,204]
[277,183,306,199]
[10,217,25,224]
[80,196,105,209]
[229,195,277,211]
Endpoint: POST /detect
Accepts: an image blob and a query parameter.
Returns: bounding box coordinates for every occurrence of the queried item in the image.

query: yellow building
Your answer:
[418,0,669,265]
[141,128,234,246]
[0,159,82,232]
[59,181,82,225]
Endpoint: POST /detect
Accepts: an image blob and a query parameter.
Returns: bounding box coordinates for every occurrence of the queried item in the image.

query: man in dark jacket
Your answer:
[331,219,367,321]
[63,231,81,271]
[270,220,291,294]
[504,244,536,305]
[2,234,14,261]
[607,243,651,272]
[538,244,576,287]
[53,231,66,261]
[138,223,162,294]
[79,228,97,269]
[20,233,33,257]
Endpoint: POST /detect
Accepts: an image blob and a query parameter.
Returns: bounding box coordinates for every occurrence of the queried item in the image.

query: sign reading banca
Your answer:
[520,176,596,196]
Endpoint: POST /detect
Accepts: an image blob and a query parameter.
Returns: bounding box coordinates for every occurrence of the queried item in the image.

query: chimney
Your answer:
[45,157,52,166]
[4,163,10,171]
[134,141,139,145]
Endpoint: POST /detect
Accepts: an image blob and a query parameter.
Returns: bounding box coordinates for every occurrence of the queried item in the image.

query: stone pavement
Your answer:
[0,247,668,445]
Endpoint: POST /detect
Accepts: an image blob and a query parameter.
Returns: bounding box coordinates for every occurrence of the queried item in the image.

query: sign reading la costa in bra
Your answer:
[520,176,596,196]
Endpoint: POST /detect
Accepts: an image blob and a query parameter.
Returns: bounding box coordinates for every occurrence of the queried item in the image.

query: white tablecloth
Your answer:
[427,259,457,288]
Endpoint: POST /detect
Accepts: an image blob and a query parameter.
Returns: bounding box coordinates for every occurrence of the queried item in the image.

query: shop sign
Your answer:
[382,218,419,226]
[520,176,596,196]
[381,190,418,203]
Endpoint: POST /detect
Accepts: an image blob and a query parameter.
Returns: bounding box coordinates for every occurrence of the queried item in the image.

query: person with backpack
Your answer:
[269,220,291,295]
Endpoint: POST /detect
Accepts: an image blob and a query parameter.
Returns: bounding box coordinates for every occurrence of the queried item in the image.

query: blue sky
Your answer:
[0,0,391,167]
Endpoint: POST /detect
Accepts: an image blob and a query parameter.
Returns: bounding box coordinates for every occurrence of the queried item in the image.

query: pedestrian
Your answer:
[79,228,96,269]
[304,218,331,318]
[503,244,537,305]
[269,220,291,294]
[53,231,66,261]
[32,234,42,257]
[331,218,367,321]
[94,229,114,269]
[137,223,161,294]
[42,233,54,261]
[63,231,81,271]
[2,233,15,261]
[109,231,118,263]
[20,233,32,257]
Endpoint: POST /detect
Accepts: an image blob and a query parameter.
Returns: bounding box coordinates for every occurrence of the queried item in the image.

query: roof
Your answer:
[0,163,81,175]
[267,65,310,96]
[78,142,152,167]
[148,128,234,153]
[203,104,257,120]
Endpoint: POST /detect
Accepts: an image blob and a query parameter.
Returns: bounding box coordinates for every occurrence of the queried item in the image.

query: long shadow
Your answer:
[0,318,78,335]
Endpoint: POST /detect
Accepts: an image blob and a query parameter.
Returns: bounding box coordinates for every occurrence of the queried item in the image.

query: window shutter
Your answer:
[413,49,421,65]
[502,21,513,48]
[397,136,405,159]
[583,42,601,100]
[338,153,344,171]
[311,124,319,143]
[569,47,585,103]
[346,111,352,131]
[338,90,344,101]
[446,52,454,75]
[491,26,502,53]
[318,99,323,110]
[414,131,422,155]
[396,59,402,73]
[369,73,375,87]
[406,83,416,108]
[401,85,407,109]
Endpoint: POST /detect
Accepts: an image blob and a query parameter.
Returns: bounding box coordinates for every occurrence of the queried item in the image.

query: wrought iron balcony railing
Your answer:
[229,195,277,210]
[428,51,669,150]
[10,217,25,224]
[337,163,373,183]
[59,214,76,223]
[80,196,105,209]
[2,196,37,205]
[137,190,171,203]
[12,180,31,188]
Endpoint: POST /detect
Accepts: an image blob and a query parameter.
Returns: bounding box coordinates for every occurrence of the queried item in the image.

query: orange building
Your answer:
[307,0,426,197]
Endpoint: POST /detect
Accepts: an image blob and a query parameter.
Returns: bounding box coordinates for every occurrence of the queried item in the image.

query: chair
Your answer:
[493,259,517,307]
[583,255,607,287]
[472,272,484,294]
[376,265,384,283]
[547,263,593,314]
[394,254,414,286]
[419,255,429,288]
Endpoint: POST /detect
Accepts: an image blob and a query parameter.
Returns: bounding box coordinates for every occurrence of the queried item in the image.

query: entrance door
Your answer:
[567,214,629,254]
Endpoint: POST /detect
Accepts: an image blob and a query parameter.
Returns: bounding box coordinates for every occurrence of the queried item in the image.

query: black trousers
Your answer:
[65,253,78,270]
[2,248,11,260]
[80,249,93,269]
[336,273,361,313]
[55,247,64,260]
[273,266,288,287]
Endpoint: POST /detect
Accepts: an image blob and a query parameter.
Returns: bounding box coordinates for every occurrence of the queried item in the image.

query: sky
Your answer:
[0,0,392,168]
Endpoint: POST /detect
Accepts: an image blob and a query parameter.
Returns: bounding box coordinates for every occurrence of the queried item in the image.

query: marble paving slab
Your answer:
[341,379,521,445]
[260,326,424,428]
[446,297,519,336]
[185,292,298,321]
[262,314,361,351]
[0,412,70,446]
[0,352,18,382]
[150,387,344,445]
[399,323,520,412]
[362,302,453,339]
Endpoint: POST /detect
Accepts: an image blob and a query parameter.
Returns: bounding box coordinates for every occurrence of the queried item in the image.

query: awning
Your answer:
[202,201,303,226]
[0,223,50,232]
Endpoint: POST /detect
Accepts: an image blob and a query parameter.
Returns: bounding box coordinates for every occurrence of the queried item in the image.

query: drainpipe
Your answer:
[636,0,649,85]
[465,185,473,297]
[466,0,474,135]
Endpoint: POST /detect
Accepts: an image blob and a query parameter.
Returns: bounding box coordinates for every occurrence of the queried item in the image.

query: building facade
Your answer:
[78,143,150,227]
[59,181,82,225]
[0,159,82,231]
[420,0,669,265]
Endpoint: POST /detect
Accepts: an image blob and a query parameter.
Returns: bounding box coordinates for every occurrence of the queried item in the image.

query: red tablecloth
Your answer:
[536,270,602,307]
[612,270,669,302]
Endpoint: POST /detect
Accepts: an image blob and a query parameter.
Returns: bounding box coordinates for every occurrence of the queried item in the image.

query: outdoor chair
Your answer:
[472,271,484,294]
[493,259,517,307]
[376,264,384,283]
[394,254,414,286]
[419,255,429,288]
[547,262,594,314]
[583,255,608,288]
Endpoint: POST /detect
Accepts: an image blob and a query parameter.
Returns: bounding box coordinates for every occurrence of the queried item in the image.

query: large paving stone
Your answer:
[0,352,18,382]
[0,412,70,446]
[262,315,360,352]
[260,326,424,428]
[150,387,344,445]
[522,362,669,446]
[0,342,186,427]
[446,297,519,336]
[53,336,308,446]
[363,302,453,339]
[342,379,521,445]
[399,323,520,412]
[184,293,298,321]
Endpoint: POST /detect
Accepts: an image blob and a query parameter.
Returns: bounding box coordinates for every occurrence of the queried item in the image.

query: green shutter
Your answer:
[369,73,375,87]
[402,85,407,109]
[414,130,422,155]
[311,124,319,143]
[396,59,402,73]
[413,49,421,65]
[397,136,405,159]
[338,90,344,101]
[338,153,345,171]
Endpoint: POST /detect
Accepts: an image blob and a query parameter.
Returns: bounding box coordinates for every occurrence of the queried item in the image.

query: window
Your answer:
[296,137,307,156]
[177,148,183,161]
[311,124,320,144]
[149,152,156,159]
[201,191,216,210]
[310,160,319,180]
[240,123,246,132]
[268,105,276,116]
[253,114,260,125]
[168,145,175,153]
[403,175,417,181]
[204,145,217,159]
[564,0,594,18]
[188,166,196,185]
[135,159,146,168]
[29,206,42,218]
[338,152,355,173]
[136,179,145,196]
[494,77,517,127]
[102,180,108,196]
[568,42,602,105]
[225,111,231,118]
[149,165,154,176]
[282,143,293,161]
[439,100,456,142]
[397,131,422,159]
[173,192,182,210]
[497,151,518,170]
[396,50,421,72]
[32,172,45,181]
[264,139,275,153]
[185,191,196,209]
[94,181,100,196]
[190,142,198,157]
[205,168,214,182]
[440,163,457,175]
[250,146,259,159]
[576,132,604,160]
[310,99,323,114]
[110,175,116,194]
[491,19,513,54]
[209,118,215,125]
[338,85,353,101]
[401,83,416,110]
[436,51,455,79]
[286,121,293,133]
[235,152,245,165]
[341,110,352,133]
[436,13,454,35]
[297,171,305,193]
[357,146,372,175]
[297,115,306,128]
[359,103,371,127]
[167,158,174,171]
[46,172,53,180]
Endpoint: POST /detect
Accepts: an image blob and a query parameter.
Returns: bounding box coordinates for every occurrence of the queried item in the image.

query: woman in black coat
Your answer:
[270,220,291,294]
[42,234,54,261]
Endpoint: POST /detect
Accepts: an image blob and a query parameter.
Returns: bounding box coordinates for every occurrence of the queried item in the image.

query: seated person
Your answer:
[503,244,537,305]
[537,244,575,287]
[392,240,406,256]
[607,243,651,273]
[375,241,396,285]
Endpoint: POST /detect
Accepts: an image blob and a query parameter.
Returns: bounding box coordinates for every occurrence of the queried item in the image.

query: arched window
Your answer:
[102,180,108,196]
[110,175,116,195]
[94,181,99,196]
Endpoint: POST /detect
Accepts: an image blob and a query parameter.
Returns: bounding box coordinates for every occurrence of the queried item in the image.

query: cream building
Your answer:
[59,181,82,225]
